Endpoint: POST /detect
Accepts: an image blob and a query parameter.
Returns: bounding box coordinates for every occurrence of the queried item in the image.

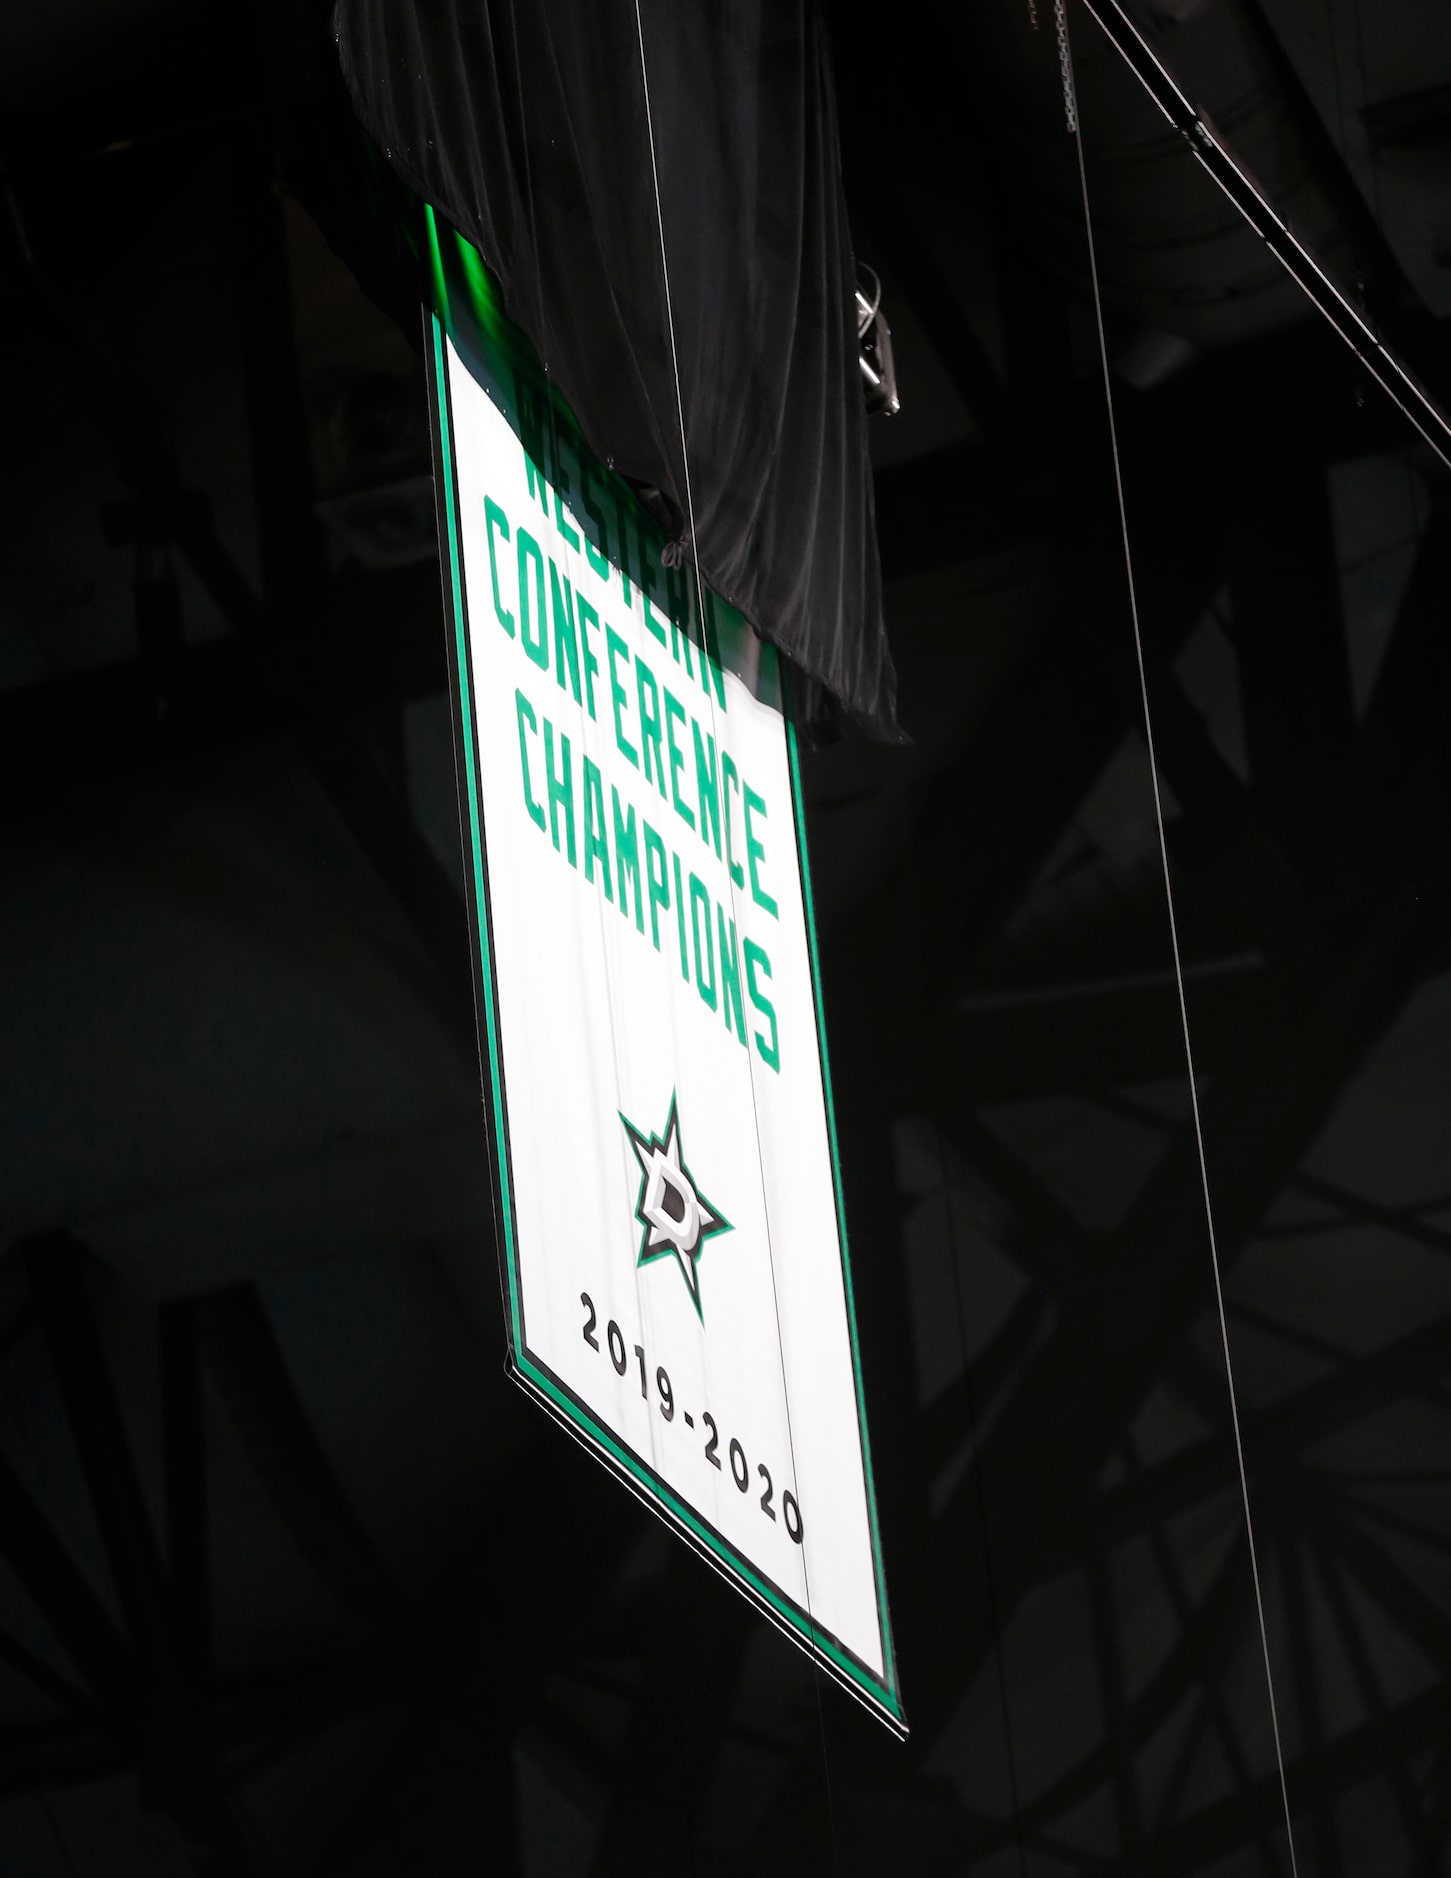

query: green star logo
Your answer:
[621,1092,731,1322]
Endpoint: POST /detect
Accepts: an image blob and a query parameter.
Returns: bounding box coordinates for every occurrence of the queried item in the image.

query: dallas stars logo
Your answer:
[621,1093,731,1321]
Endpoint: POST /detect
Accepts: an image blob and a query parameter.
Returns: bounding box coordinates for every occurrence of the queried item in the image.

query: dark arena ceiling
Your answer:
[2,0,1450,1871]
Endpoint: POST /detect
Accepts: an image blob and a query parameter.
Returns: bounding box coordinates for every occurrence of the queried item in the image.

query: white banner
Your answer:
[429,308,901,1729]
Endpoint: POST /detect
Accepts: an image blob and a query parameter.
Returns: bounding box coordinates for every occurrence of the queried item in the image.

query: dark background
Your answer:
[1,1,1449,1872]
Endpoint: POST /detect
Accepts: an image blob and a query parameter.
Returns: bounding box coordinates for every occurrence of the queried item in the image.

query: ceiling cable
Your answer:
[1074,0,1451,472]
[629,5,845,1855]
[1053,3,1302,1873]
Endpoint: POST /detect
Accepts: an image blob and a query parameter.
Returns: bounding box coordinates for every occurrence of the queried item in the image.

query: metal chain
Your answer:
[1027,0,1040,31]
[1053,0,1078,132]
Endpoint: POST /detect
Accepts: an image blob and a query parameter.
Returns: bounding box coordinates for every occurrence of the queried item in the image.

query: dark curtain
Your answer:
[332,0,899,739]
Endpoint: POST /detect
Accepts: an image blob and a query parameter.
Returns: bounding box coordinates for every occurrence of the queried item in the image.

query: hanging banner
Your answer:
[426,278,902,1731]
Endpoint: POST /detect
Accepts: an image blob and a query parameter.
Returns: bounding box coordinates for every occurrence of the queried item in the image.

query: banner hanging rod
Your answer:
[1075,0,1451,472]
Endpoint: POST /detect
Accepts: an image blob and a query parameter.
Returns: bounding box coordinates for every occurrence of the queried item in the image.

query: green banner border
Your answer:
[426,303,904,1734]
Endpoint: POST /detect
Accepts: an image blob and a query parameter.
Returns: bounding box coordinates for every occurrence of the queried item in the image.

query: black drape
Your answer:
[333,0,899,738]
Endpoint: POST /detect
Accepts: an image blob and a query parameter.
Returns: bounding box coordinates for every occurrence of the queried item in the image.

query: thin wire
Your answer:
[628,6,705,601]
[501,0,644,1410]
[1055,6,1301,1873]
[1323,0,1373,407]
[629,4,842,1862]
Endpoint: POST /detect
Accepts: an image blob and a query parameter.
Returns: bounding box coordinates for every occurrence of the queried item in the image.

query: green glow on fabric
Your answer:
[456,235,506,337]
[423,202,451,330]
[423,200,513,358]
